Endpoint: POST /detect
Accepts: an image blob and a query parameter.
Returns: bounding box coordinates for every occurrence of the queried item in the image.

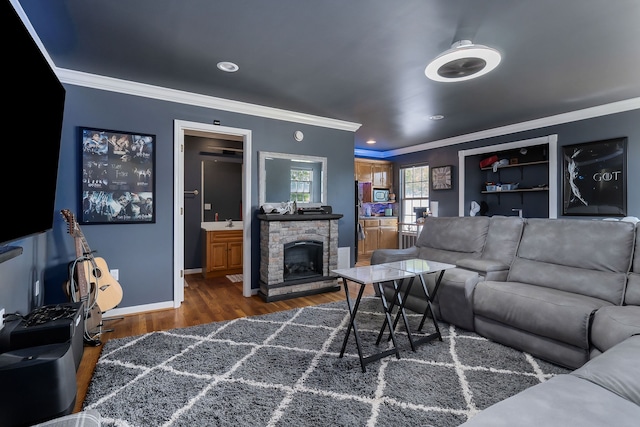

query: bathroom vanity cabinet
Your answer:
[202,227,243,278]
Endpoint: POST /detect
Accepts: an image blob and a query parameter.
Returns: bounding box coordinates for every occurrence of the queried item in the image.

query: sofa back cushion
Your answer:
[481,216,525,263]
[508,219,634,304]
[415,216,488,253]
[625,226,640,305]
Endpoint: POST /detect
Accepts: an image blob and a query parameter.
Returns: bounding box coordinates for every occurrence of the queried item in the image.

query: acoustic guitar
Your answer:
[61,209,123,312]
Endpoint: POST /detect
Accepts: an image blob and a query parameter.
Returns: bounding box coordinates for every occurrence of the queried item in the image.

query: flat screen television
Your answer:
[0,1,66,250]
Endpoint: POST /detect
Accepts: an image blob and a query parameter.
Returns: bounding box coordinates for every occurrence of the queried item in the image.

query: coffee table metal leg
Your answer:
[339,277,403,373]
[376,281,402,361]
[379,277,419,351]
[340,279,367,372]
[417,271,444,342]
[375,279,402,345]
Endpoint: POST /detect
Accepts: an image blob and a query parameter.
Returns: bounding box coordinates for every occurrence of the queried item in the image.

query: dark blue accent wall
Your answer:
[1,83,638,318]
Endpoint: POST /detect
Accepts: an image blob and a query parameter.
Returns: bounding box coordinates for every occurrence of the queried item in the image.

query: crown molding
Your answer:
[55,68,362,133]
[360,97,640,158]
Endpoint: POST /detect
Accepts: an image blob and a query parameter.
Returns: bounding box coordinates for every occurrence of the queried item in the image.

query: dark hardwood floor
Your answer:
[74,263,373,412]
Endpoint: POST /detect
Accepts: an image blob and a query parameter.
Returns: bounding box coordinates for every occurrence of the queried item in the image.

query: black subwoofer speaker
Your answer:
[0,342,77,427]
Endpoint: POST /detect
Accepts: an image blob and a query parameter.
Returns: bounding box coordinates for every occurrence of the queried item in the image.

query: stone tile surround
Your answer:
[257,213,343,301]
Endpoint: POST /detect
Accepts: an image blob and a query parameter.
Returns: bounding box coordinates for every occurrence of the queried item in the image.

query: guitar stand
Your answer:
[101,315,124,333]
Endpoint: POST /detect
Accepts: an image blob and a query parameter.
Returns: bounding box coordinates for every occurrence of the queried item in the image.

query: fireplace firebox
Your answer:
[284,240,323,281]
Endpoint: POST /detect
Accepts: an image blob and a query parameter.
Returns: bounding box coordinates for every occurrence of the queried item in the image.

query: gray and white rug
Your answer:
[84,297,569,426]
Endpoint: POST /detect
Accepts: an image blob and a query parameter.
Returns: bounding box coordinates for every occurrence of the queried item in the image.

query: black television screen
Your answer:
[1,0,65,247]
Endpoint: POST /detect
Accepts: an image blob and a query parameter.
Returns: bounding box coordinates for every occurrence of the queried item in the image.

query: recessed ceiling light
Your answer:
[429,114,445,120]
[425,40,501,82]
[366,139,376,144]
[217,61,239,73]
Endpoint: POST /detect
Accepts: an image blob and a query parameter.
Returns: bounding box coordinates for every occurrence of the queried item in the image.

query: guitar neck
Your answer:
[72,225,93,301]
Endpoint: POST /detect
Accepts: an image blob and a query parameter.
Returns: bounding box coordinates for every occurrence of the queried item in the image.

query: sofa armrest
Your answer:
[370,247,420,265]
[456,258,509,280]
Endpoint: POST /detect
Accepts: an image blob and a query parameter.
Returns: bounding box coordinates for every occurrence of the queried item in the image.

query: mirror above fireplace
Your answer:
[259,151,327,206]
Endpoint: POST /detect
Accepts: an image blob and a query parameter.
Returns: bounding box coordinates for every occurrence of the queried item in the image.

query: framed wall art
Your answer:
[431,165,453,190]
[79,127,156,224]
[562,137,627,216]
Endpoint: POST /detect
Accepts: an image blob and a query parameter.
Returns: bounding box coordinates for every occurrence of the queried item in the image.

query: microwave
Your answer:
[372,188,390,202]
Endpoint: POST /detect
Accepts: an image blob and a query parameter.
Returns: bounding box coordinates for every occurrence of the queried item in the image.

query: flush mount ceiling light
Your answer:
[425,40,501,82]
[366,139,376,144]
[217,61,239,73]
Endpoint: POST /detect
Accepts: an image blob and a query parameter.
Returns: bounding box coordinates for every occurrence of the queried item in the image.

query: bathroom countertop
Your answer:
[201,221,243,231]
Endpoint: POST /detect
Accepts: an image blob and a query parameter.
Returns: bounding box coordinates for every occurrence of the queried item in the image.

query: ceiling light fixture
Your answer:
[217,61,239,73]
[425,40,501,82]
[366,139,376,144]
[429,114,445,121]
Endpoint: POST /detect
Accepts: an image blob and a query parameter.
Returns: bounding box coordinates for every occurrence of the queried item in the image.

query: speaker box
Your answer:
[1,302,85,371]
[0,342,77,426]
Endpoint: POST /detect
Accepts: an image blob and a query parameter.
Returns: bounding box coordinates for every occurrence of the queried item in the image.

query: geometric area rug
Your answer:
[83,297,570,426]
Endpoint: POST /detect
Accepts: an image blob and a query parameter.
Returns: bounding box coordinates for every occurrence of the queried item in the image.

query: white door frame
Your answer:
[173,120,253,306]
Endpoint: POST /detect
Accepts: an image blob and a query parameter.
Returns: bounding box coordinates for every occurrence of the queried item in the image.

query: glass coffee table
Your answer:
[331,264,416,372]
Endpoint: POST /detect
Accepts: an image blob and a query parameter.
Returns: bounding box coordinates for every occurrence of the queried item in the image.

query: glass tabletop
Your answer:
[332,264,415,285]
[380,258,455,274]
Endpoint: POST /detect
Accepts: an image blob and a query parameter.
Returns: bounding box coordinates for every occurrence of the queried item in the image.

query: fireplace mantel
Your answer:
[257,214,343,301]
[256,213,343,221]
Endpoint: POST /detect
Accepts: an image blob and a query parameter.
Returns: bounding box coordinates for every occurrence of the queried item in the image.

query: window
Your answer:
[290,168,312,202]
[400,164,430,230]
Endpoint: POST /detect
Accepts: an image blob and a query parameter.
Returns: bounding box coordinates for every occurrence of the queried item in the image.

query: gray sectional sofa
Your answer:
[371,215,640,425]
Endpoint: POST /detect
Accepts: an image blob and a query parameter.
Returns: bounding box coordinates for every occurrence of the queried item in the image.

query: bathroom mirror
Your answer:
[259,151,327,206]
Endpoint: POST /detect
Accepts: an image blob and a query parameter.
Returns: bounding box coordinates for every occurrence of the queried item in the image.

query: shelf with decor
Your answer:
[480,159,548,171]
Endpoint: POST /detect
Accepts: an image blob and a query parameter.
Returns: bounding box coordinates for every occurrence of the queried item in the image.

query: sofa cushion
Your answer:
[626,226,640,304]
[459,372,640,426]
[507,219,634,305]
[480,215,524,263]
[415,216,489,255]
[625,273,640,306]
[474,281,611,348]
[514,219,634,273]
[572,335,640,406]
[590,305,640,352]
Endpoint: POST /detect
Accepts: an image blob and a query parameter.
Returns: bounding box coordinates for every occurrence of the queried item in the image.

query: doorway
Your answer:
[173,120,253,307]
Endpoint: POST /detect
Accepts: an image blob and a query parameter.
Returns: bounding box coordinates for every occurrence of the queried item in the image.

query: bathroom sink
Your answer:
[201,221,243,231]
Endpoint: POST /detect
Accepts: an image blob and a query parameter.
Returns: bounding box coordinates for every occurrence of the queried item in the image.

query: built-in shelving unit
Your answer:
[458,134,558,218]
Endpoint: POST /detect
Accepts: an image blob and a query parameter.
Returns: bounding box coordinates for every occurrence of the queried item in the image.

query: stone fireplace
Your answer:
[258,213,343,301]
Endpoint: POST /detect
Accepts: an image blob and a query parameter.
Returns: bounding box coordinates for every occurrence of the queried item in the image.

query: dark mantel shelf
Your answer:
[257,213,343,221]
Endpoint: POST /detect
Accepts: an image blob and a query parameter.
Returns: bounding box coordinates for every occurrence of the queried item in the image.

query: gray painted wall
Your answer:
[12,84,355,312]
[1,84,638,317]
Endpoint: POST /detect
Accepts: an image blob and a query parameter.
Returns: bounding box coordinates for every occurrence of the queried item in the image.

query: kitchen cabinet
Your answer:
[355,159,393,188]
[358,217,398,258]
[202,229,243,278]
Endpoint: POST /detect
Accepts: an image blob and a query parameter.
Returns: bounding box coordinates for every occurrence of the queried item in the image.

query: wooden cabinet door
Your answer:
[355,161,373,182]
[210,242,228,271]
[378,225,398,249]
[227,241,243,269]
[362,219,380,255]
[372,164,387,187]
